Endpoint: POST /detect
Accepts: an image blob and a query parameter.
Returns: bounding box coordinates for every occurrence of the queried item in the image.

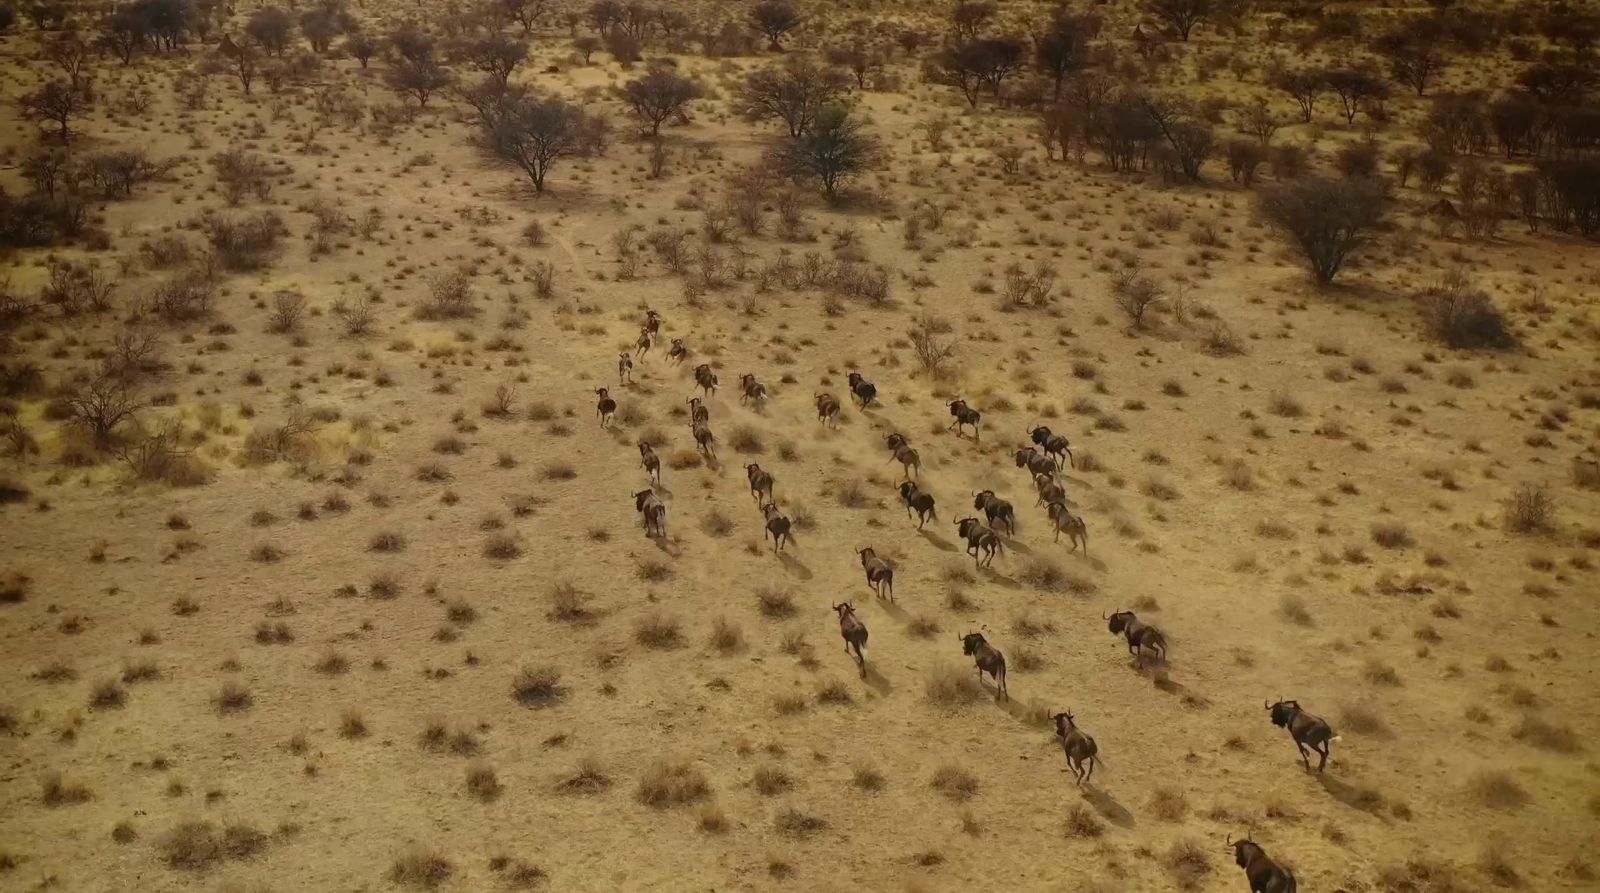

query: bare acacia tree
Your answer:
[477,89,604,193]
[1146,0,1213,40]
[909,314,956,378]
[952,1,996,39]
[69,376,145,447]
[1259,177,1388,285]
[18,80,91,142]
[749,1,801,51]
[619,66,701,136]
[769,104,881,199]
[735,57,850,137]
[467,33,528,89]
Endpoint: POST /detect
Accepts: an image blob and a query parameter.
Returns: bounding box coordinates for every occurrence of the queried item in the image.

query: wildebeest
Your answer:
[885,432,910,452]
[1227,835,1298,893]
[832,602,869,677]
[1029,425,1074,469]
[898,481,937,529]
[846,371,877,408]
[762,502,792,553]
[815,392,841,427]
[887,442,921,480]
[1052,710,1100,785]
[739,373,767,404]
[634,489,666,538]
[1045,501,1088,552]
[618,353,634,385]
[638,443,661,484]
[947,399,981,439]
[956,517,1003,567]
[1106,611,1167,663]
[686,396,709,426]
[972,490,1016,535]
[595,388,617,427]
[692,420,716,458]
[667,338,688,364]
[693,363,718,397]
[1034,472,1067,507]
[643,308,661,337]
[1266,700,1340,773]
[960,632,1007,700]
[745,463,774,504]
[1014,446,1056,478]
[856,547,894,599]
[633,328,653,360]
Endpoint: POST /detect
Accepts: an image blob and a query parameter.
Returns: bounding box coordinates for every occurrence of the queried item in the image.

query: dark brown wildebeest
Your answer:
[947,399,981,439]
[762,502,792,553]
[972,490,1015,535]
[1014,446,1056,478]
[898,481,937,529]
[1106,610,1166,663]
[887,442,921,480]
[1034,472,1067,508]
[832,602,869,677]
[745,463,774,505]
[693,363,718,397]
[692,420,716,458]
[846,371,877,408]
[1052,710,1099,785]
[643,308,661,337]
[618,352,634,385]
[1266,700,1340,773]
[1029,425,1074,469]
[1045,501,1087,552]
[686,396,709,426]
[739,373,767,405]
[955,517,1003,568]
[815,392,841,427]
[595,388,617,428]
[634,490,666,538]
[856,547,894,600]
[1227,835,1298,893]
[633,328,653,360]
[667,338,688,364]
[960,632,1007,700]
[885,432,910,452]
[638,443,661,484]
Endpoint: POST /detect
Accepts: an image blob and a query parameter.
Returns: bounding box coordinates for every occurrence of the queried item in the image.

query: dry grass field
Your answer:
[3,0,1599,890]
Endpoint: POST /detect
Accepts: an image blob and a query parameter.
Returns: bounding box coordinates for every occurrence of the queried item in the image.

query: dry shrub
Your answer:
[1479,844,1520,887]
[40,772,91,806]
[389,850,454,889]
[90,679,126,709]
[773,692,809,715]
[556,756,613,795]
[637,760,711,808]
[213,682,252,714]
[1504,483,1554,534]
[756,587,796,618]
[634,613,683,649]
[924,663,982,706]
[1512,715,1579,753]
[1468,770,1529,810]
[1279,594,1313,626]
[816,679,853,704]
[1371,522,1414,549]
[547,582,589,622]
[1164,840,1213,890]
[774,807,827,837]
[1340,702,1388,735]
[0,572,28,604]
[729,425,764,454]
[157,821,264,869]
[1377,858,1469,893]
[930,765,978,801]
[1148,787,1190,822]
[1064,804,1104,838]
[708,616,743,653]
[752,766,793,796]
[636,558,672,582]
[465,763,501,801]
[1018,557,1096,594]
[483,534,521,560]
[700,510,735,538]
[512,666,563,706]
[852,765,886,791]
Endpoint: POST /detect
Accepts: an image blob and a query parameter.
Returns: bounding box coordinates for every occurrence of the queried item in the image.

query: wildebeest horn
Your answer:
[1225,834,1234,849]
[1101,612,1108,619]
[1264,700,1271,710]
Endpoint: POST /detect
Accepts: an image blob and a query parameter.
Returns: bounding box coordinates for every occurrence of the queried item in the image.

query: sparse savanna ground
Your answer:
[3,0,1599,890]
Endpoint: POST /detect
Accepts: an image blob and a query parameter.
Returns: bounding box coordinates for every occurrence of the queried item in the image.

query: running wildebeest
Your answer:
[955,517,1003,568]
[1045,501,1088,552]
[1034,472,1067,508]
[846,371,877,408]
[633,328,653,360]
[686,396,709,426]
[1014,446,1056,478]
[638,442,661,484]
[972,490,1016,535]
[634,489,666,538]
[887,442,921,480]
[693,363,718,397]
[595,388,617,427]
[960,632,1007,700]
[898,481,937,529]
[947,399,981,439]
[1052,710,1100,785]
[692,420,716,458]
[885,432,910,452]
[739,373,767,404]
[815,392,841,427]
[1105,611,1167,664]
[643,308,661,337]
[618,352,634,385]
[762,502,792,553]
[832,602,869,677]
[667,338,688,364]
[1029,425,1074,469]
[1227,835,1298,893]
[1266,700,1340,773]
[856,547,895,600]
[745,463,775,504]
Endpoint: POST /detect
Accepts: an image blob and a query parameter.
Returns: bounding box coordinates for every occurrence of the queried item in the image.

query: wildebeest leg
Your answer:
[1082,755,1094,785]
[1296,742,1311,770]
[1316,742,1329,772]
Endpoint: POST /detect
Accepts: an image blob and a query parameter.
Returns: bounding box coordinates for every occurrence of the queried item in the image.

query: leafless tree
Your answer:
[769,104,881,199]
[619,66,700,136]
[18,80,91,142]
[735,57,850,136]
[909,313,956,378]
[1259,177,1388,285]
[69,376,146,447]
[749,1,801,51]
[476,89,605,193]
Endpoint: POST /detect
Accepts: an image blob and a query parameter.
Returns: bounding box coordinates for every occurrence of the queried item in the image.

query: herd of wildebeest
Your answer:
[607,307,1329,891]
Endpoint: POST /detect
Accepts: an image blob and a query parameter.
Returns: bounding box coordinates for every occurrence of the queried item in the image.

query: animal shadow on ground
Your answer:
[777,552,813,580]
[1082,785,1136,829]
[1318,772,1383,813]
[650,536,682,558]
[918,529,960,552]
[1003,538,1034,556]
[878,601,910,623]
[863,664,893,694]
